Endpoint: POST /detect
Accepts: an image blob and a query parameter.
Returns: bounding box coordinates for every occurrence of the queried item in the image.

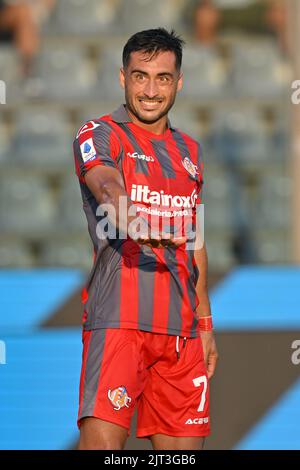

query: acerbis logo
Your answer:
[127,152,155,162]
[185,417,209,425]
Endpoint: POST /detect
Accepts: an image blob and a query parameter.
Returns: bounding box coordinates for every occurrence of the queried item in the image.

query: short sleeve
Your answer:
[73,120,121,179]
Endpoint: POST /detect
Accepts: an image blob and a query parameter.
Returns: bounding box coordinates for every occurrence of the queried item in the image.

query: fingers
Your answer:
[206,353,218,380]
[137,233,187,248]
[160,233,187,247]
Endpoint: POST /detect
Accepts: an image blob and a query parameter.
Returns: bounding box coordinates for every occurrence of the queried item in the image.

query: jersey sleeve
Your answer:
[73,120,122,179]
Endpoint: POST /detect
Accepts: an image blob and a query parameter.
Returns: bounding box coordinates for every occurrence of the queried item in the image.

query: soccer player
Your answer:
[73,28,218,450]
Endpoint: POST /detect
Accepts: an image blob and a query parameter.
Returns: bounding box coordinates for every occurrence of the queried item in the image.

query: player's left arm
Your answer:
[194,242,219,380]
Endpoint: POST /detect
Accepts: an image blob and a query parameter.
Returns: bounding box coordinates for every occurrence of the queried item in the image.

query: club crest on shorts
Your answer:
[181,156,199,179]
[108,386,132,411]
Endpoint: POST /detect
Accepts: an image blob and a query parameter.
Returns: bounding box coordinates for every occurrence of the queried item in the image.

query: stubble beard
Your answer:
[124,87,177,125]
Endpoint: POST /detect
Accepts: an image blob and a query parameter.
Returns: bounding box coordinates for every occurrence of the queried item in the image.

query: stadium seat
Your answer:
[0,116,10,162]
[203,165,232,230]
[208,107,271,166]
[0,46,21,103]
[255,231,289,263]
[180,45,227,99]
[0,173,56,234]
[40,235,93,270]
[54,0,121,34]
[0,239,35,268]
[0,46,20,84]
[12,107,72,166]
[271,110,290,163]
[205,234,235,271]
[56,176,87,231]
[97,43,125,99]
[119,0,185,34]
[34,45,97,99]
[255,170,291,229]
[230,41,291,98]
[168,107,204,139]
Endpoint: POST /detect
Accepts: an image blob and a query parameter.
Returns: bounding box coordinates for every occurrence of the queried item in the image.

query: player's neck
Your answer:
[126,108,168,135]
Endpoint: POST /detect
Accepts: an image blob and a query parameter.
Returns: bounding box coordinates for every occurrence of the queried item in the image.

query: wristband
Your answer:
[199,315,213,331]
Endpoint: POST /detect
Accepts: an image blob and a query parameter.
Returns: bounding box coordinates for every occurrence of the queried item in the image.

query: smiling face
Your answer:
[119,50,183,126]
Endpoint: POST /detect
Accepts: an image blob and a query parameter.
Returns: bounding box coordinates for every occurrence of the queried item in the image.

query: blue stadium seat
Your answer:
[230,41,291,98]
[54,0,121,34]
[0,329,82,449]
[12,107,71,166]
[180,45,227,99]
[0,174,56,234]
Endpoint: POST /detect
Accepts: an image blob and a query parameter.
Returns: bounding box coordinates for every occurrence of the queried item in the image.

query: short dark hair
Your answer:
[122,28,185,71]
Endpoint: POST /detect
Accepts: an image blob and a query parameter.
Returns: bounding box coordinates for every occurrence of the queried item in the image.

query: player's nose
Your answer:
[143,79,159,98]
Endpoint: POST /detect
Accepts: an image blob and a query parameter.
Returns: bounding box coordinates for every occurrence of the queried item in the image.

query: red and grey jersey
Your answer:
[73,105,204,338]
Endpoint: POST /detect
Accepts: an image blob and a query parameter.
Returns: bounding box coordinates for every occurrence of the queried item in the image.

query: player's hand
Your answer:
[200,330,218,380]
[137,233,187,249]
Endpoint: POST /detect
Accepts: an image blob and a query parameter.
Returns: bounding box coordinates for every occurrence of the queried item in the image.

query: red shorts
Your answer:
[78,328,210,438]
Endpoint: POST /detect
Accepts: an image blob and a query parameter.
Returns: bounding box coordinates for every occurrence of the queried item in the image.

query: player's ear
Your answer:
[176,71,183,92]
[119,67,125,89]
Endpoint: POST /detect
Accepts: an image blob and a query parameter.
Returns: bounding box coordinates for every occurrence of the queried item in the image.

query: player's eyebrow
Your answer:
[130,69,174,78]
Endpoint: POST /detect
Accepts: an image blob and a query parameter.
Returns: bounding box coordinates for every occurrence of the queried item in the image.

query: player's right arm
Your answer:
[85,164,145,238]
[73,120,184,247]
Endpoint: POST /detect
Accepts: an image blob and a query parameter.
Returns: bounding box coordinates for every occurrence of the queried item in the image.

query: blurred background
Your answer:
[0,0,300,450]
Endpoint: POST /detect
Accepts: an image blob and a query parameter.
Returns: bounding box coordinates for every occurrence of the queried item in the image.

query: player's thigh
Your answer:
[78,328,147,445]
[137,335,210,440]
[150,434,205,451]
[78,417,128,450]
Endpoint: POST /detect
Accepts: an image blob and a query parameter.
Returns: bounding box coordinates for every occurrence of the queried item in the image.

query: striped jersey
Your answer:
[73,104,204,338]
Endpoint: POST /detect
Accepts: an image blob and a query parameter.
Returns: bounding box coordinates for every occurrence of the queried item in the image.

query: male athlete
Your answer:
[73,28,218,450]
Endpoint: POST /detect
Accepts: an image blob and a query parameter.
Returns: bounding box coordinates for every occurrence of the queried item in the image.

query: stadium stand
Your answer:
[53,0,122,35]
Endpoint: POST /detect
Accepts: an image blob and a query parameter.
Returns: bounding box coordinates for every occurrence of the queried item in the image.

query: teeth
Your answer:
[140,100,161,104]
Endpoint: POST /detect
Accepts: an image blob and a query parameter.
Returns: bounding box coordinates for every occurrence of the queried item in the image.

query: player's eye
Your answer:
[133,73,146,82]
[158,75,173,85]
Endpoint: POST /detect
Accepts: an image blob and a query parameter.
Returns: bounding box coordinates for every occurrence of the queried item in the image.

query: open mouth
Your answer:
[138,99,163,110]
